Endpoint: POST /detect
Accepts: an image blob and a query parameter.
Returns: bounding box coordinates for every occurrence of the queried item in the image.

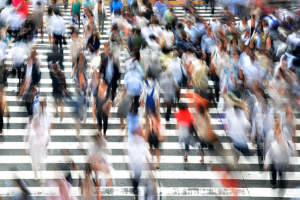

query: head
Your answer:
[53,7,60,16]
[186,20,192,29]
[112,24,119,35]
[206,26,211,35]
[103,42,109,53]
[72,30,78,40]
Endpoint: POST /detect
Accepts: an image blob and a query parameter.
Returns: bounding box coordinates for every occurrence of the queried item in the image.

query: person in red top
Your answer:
[174,100,195,169]
[14,0,29,19]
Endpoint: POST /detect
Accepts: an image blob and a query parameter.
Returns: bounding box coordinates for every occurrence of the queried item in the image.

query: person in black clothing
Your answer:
[99,54,120,102]
[144,2,153,21]
[19,49,41,121]
[87,31,100,55]
[177,30,196,57]
[49,61,64,119]
[47,45,64,71]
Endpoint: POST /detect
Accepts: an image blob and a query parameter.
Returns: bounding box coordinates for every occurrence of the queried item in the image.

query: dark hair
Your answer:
[166,23,171,31]
[181,30,187,39]
[146,2,152,9]
[85,163,92,175]
[47,6,53,15]
[53,7,60,15]
[195,51,202,59]
[132,48,140,61]
[149,35,156,40]
[112,23,118,31]
[178,101,188,110]
[37,1,41,6]
[130,104,138,115]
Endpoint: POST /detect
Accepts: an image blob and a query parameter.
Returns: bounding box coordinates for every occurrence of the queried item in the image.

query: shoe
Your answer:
[156,166,160,170]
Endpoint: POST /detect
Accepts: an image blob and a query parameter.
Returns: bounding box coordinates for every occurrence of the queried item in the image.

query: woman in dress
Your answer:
[25,117,50,186]
[113,87,132,132]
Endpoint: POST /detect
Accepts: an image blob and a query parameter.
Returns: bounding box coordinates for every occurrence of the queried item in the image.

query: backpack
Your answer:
[145,80,156,112]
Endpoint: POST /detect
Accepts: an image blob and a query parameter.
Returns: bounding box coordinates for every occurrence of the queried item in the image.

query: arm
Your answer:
[70,1,73,15]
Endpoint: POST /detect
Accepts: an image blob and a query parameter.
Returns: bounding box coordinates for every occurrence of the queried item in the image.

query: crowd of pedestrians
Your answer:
[0,0,299,199]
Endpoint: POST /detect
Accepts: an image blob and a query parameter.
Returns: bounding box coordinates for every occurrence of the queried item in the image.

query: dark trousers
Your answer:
[97,113,108,135]
[35,26,43,40]
[165,101,172,121]
[132,171,141,195]
[270,164,286,187]
[53,33,63,53]
[8,29,20,39]
[212,74,220,102]
[0,115,3,132]
[205,0,215,14]
[12,63,24,84]
[133,95,140,108]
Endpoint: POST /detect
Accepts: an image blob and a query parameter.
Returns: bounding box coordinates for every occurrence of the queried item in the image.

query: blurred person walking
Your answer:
[175,100,196,169]
[93,78,111,138]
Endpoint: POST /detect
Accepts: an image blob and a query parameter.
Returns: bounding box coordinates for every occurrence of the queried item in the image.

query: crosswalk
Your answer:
[0,2,299,199]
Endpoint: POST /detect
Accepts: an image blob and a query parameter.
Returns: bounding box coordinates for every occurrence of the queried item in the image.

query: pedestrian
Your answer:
[174,99,195,169]
[93,78,111,138]
[49,7,66,53]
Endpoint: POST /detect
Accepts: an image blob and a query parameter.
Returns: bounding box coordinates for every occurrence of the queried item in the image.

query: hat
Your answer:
[225,92,242,109]
[185,92,210,109]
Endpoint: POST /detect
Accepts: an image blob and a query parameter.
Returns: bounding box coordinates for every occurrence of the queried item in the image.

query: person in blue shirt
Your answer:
[154,0,168,21]
[75,69,88,123]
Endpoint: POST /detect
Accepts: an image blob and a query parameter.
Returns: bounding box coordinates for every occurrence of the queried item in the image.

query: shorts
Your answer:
[148,134,159,149]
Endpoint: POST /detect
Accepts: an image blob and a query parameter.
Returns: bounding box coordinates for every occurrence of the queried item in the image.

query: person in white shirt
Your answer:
[10,38,28,85]
[264,116,292,188]
[24,116,50,186]
[6,10,21,39]
[225,92,251,166]
[286,27,300,54]
[49,8,66,53]
[242,51,267,89]
[184,19,199,46]
[127,129,152,196]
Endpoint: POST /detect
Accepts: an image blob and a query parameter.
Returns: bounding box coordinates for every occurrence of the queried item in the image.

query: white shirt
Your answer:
[6,12,21,30]
[226,107,251,148]
[0,5,13,20]
[286,32,300,51]
[264,136,291,171]
[149,24,163,38]
[11,41,28,65]
[49,15,66,35]
[169,57,183,84]
[243,60,267,88]
[0,41,7,61]
[141,79,160,103]
[163,30,174,48]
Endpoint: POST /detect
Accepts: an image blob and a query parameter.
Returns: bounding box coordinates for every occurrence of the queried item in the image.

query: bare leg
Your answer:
[155,147,161,168]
